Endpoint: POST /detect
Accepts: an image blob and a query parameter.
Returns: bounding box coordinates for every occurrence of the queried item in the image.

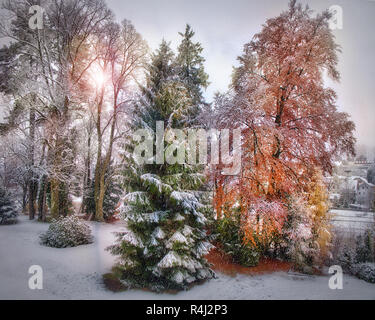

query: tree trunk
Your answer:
[94,165,106,222]
[28,181,37,220]
[50,178,60,219]
[38,175,47,222]
[28,108,36,220]
[97,178,106,222]
[94,160,101,221]
[94,90,104,222]
[81,133,92,214]
[22,184,28,214]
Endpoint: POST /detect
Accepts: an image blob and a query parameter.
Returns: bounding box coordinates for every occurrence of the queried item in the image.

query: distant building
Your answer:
[329,161,375,211]
[335,160,374,179]
[351,177,375,211]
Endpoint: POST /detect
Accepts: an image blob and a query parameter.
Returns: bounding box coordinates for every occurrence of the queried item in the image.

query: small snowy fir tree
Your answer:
[0,186,18,225]
[108,40,214,291]
[40,216,93,248]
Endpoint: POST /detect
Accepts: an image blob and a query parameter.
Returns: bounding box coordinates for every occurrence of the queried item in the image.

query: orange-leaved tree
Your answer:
[211,0,355,259]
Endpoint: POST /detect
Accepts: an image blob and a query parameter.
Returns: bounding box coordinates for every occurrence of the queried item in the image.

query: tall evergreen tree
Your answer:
[109,40,214,291]
[175,25,209,124]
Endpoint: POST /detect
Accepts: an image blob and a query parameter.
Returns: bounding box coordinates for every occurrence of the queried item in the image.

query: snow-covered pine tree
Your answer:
[175,25,209,125]
[0,186,18,225]
[108,40,214,291]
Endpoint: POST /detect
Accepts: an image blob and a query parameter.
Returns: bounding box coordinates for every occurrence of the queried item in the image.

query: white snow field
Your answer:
[330,209,374,234]
[0,215,374,300]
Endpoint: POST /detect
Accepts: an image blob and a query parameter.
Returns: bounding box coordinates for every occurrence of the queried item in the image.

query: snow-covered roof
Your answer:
[329,193,341,200]
[351,176,375,188]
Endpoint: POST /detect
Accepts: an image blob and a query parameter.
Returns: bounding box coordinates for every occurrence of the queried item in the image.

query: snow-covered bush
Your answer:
[333,229,374,266]
[277,196,318,273]
[355,230,375,263]
[214,172,332,272]
[331,227,375,283]
[336,243,357,270]
[215,196,322,271]
[351,263,375,283]
[0,186,18,225]
[40,216,93,248]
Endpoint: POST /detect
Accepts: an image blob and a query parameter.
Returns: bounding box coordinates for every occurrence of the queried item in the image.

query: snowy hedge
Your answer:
[0,186,18,225]
[351,263,375,283]
[40,216,93,248]
[332,228,375,283]
[335,229,375,267]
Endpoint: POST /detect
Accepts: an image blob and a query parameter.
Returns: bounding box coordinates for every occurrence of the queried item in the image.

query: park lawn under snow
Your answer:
[0,215,374,300]
[330,209,375,234]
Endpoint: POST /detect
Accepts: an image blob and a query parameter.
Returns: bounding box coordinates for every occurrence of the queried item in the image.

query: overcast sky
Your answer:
[1,0,375,152]
[103,0,375,151]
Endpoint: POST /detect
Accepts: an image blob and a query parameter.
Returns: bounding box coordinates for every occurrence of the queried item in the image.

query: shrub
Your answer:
[351,263,375,283]
[216,213,260,267]
[331,227,375,283]
[40,216,93,248]
[334,229,375,265]
[276,196,317,272]
[0,186,18,225]
[355,230,375,263]
[336,243,357,270]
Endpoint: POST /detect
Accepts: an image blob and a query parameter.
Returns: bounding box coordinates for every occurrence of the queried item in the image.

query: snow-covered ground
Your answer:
[0,216,374,300]
[330,209,374,234]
